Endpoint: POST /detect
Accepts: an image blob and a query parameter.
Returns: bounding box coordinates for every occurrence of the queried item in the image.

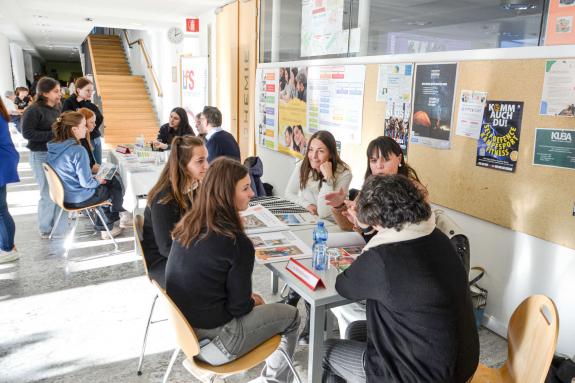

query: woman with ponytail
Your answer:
[47,111,128,238]
[141,135,208,288]
[22,77,62,238]
[62,77,104,163]
[77,107,99,173]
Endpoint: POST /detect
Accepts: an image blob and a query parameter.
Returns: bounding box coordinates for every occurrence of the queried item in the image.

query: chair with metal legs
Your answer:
[133,214,166,376]
[155,280,302,383]
[42,163,119,257]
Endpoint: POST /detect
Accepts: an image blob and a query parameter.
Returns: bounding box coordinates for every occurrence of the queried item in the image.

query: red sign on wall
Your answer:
[186,18,199,33]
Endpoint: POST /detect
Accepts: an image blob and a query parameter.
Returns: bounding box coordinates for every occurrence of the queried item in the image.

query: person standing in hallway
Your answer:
[0,98,20,263]
[62,77,104,164]
[22,77,62,238]
[199,106,241,163]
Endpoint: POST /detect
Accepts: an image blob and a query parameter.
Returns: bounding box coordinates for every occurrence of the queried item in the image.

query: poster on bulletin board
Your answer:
[256,68,279,151]
[180,55,208,120]
[545,0,575,46]
[411,63,458,149]
[540,60,575,116]
[278,67,309,158]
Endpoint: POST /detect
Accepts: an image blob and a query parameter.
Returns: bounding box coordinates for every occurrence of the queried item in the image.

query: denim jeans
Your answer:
[29,151,61,234]
[92,136,102,164]
[195,303,300,383]
[0,185,15,251]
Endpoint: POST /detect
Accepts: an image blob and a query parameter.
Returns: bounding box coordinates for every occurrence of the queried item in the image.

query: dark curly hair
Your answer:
[357,175,431,231]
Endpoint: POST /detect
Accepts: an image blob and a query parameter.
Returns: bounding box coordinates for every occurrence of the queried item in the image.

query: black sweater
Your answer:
[157,123,195,148]
[141,188,185,288]
[62,97,103,140]
[336,229,479,383]
[22,103,61,152]
[166,231,255,329]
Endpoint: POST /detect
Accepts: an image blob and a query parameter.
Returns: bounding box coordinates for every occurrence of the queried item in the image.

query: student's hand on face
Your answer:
[251,293,265,306]
[319,161,334,181]
[307,204,318,215]
[325,188,346,207]
[91,164,100,174]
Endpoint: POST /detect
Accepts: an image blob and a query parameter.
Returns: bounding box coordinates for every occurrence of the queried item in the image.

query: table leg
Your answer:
[270,270,279,295]
[309,304,326,383]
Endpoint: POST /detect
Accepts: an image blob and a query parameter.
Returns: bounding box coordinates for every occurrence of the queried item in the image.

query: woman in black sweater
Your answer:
[62,77,104,164]
[21,77,62,237]
[166,158,300,382]
[152,107,195,150]
[141,136,208,288]
[322,175,479,383]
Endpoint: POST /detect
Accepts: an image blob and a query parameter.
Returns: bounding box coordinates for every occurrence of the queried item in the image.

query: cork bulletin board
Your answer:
[340,60,575,250]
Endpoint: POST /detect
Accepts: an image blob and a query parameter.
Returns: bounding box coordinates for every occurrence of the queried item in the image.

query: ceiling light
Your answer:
[407,20,431,26]
[500,0,538,10]
[85,17,93,22]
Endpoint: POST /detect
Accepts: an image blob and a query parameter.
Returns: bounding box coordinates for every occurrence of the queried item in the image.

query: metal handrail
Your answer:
[122,30,163,97]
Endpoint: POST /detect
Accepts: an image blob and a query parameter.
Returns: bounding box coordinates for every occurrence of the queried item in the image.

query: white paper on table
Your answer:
[250,230,313,264]
[241,205,289,234]
[326,232,366,248]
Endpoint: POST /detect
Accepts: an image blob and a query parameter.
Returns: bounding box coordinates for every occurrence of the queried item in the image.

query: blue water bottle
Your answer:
[312,221,329,271]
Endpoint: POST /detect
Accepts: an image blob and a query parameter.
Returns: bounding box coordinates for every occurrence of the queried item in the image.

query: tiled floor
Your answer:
[0,142,507,383]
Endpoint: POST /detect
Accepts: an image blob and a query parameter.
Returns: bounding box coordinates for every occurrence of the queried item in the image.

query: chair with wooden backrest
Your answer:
[155,280,302,383]
[133,214,166,376]
[472,295,559,383]
[42,163,118,257]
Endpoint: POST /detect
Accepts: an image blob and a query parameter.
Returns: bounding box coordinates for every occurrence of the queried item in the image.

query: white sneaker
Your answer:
[100,224,123,240]
[119,211,133,229]
[0,250,19,263]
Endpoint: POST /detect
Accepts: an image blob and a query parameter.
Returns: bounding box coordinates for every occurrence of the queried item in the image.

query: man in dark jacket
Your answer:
[322,175,479,383]
[199,106,240,163]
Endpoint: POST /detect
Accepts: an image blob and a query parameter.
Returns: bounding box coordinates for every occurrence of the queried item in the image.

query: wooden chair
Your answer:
[133,214,167,375]
[42,163,119,257]
[471,295,559,383]
[155,280,302,383]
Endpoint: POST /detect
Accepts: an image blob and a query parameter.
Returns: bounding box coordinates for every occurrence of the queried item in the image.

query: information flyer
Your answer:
[256,68,279,150]
[456,90,488,139]
[533,128,575,170]
[476,101,524,172]
[540,60,575,116]
[278,67,308,158]
[411,63,458,149]
[307,65,365,144]
[545,0,575,46]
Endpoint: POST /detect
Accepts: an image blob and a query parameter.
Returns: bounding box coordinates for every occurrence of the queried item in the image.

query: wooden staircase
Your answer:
[87,34,159,148]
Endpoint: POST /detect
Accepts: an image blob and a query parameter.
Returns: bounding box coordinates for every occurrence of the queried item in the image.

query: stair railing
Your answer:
[122,30,163,97]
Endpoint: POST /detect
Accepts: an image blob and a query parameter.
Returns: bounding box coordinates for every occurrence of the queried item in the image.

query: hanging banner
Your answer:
[476,101,524,173]
[180,55,208,122]
[545,0,575,46]
[411,63,457,149]
[278,67,308,158]
[377,63,414,156]
[256,68,279,151]
[456,90,488,139]
[540,60,575,116]
[307,65,365,144]
[533,128,575,170]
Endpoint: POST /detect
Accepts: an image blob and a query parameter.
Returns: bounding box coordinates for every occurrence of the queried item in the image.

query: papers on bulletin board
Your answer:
[256,68,279,150]
[307,65,365,144]
[476,101,524,173]
[456,90,488,139]
[411,63,458,149]
[377,63,414,157]
[540,60,575,117]
[533,128,575,170]
[251,231,312,264]
[278,67,308,159]
[545,0,575,46]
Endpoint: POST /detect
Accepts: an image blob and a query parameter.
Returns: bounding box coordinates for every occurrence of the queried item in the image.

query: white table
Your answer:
[266,223,353,383]
[108,150,165,211]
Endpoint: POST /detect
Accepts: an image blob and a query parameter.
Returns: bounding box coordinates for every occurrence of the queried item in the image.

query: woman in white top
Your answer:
[285,130,352,219]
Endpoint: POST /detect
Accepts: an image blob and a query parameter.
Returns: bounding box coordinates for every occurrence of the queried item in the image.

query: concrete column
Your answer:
[0,33,14,93]
[358,0,370,56]
[271,0,281,62]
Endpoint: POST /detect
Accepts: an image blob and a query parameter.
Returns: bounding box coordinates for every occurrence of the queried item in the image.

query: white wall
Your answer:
[0,33,14,94]
[198,9,217,106]
[258,42,575,356]
[9,43,26,87]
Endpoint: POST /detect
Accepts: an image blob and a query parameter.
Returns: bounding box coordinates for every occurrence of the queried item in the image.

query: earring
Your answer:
[399,163,402,167]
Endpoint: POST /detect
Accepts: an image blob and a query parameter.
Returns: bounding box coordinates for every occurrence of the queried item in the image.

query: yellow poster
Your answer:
[278,67,308,158]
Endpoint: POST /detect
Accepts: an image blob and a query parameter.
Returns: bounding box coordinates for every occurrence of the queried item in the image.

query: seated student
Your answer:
[322,175,479,383]
[77,108,99,174]
[198,106,240,163]
[285,130,352,219]
[153,107,195,150]
[166,158,300,382]
[141,136,208,288]
[47,111,128,238]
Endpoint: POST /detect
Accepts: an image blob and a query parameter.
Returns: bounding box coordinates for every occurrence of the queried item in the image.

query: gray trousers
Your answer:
[195,303,300,383]
[322,321,367,383]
